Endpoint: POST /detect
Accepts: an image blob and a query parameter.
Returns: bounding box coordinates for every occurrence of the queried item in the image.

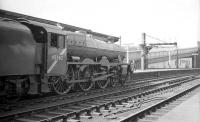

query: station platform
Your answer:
[134,68,192,73]
[130,68,200,80]
[155,90,200,122]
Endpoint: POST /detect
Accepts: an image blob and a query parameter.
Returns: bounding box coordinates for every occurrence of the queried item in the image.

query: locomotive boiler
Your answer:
[0,18,129,102]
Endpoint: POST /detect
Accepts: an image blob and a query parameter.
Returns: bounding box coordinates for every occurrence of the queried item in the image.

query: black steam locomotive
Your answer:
[0,17,130,102]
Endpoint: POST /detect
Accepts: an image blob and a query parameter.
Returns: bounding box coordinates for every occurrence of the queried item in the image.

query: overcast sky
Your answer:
[0,0,199,48]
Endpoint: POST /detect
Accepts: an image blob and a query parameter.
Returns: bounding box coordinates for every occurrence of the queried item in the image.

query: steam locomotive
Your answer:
[0,17,130,102]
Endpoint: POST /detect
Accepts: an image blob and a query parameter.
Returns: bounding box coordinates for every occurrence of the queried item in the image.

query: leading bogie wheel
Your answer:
[110,76,118,87]
[119,75,126,86]
[110,69,119,87]
[96,77,109,89]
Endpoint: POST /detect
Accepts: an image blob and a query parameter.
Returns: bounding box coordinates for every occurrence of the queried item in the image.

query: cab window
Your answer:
[51,33,65,48]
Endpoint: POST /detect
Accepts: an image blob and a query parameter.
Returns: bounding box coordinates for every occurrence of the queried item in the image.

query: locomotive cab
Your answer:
[46,31,67,76]
[21,20,68,76]
[18,20,69,95]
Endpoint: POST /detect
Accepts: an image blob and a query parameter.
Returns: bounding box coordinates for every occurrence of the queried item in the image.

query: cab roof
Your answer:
[21,19,67,35]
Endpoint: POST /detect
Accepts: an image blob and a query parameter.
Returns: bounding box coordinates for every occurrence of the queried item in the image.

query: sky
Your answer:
[0,0,199,48]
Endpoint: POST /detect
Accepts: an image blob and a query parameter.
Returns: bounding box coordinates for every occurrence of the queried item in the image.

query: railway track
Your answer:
[0,72,194,104]
[135,84,200,122]
[1,73,192,109]
[116,77,200,122]
[0,73,199,122]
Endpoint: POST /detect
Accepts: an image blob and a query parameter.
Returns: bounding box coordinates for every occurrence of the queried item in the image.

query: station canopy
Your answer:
[0,9,119,43]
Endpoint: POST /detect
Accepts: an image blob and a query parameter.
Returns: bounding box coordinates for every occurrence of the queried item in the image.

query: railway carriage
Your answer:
[0,17,130,102]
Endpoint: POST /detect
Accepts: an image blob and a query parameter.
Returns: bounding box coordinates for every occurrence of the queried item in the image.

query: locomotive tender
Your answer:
[0,17,129,102]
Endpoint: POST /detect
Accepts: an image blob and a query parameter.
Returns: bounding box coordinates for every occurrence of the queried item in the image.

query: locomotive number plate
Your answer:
[52,55,64,61]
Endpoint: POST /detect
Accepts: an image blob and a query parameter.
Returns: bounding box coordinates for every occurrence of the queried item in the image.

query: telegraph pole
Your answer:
[140,33,146,70]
